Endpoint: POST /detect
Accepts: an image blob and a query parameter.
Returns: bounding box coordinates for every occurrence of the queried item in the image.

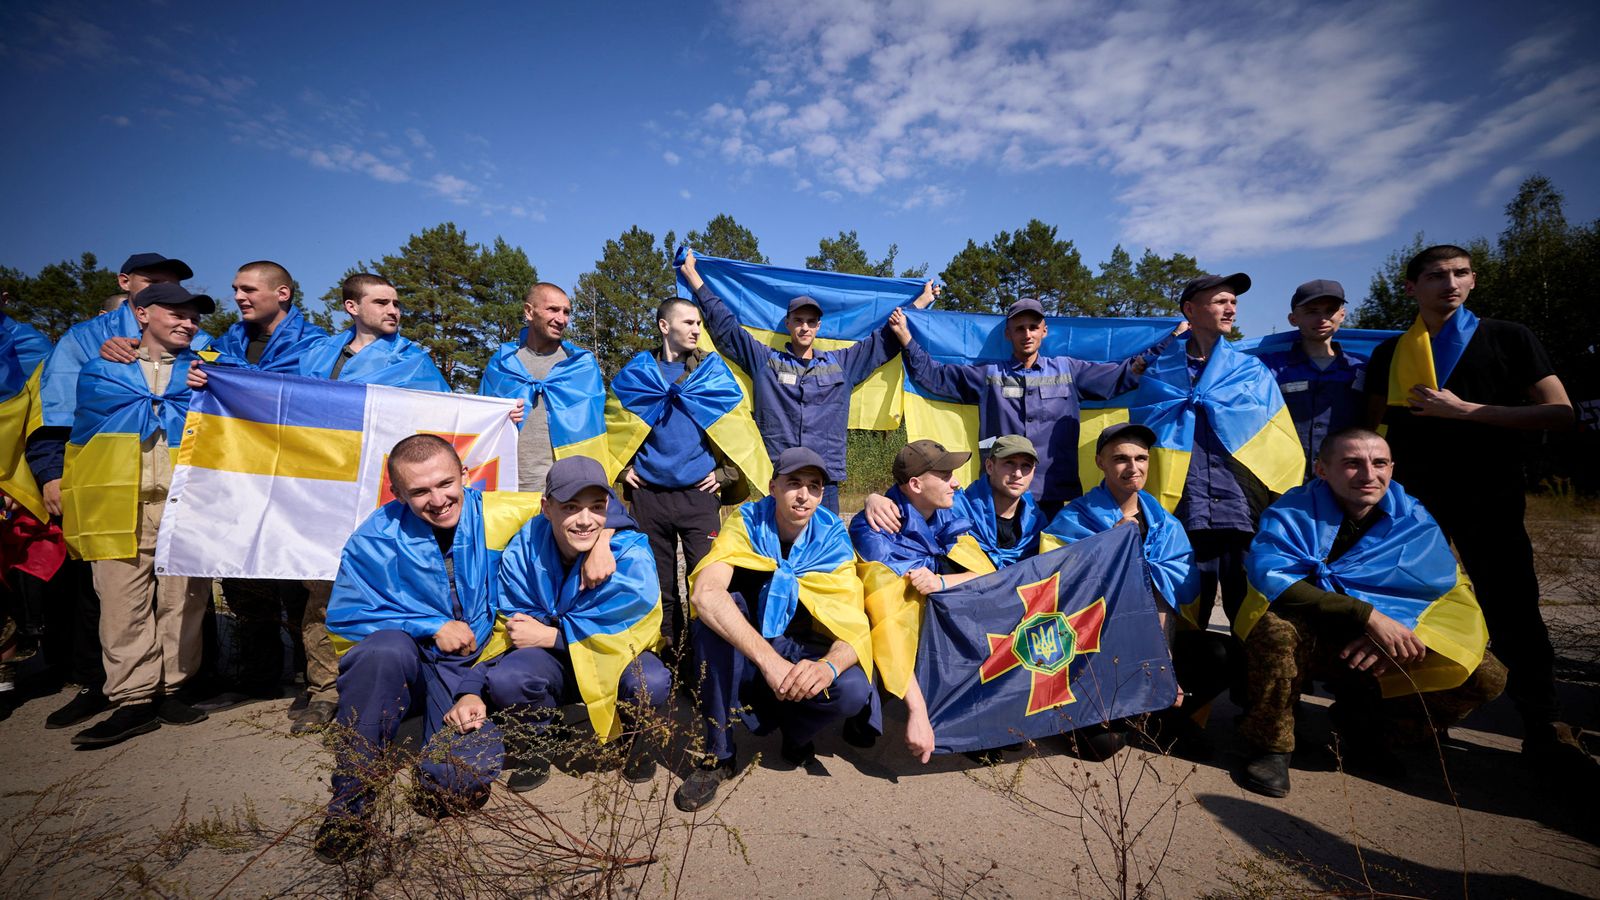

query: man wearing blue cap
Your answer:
[1259,280,1368,478]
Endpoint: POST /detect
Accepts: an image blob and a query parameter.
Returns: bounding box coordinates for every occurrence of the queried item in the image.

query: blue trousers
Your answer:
[329,629,504,817]
[691,593,874,762]
[481,646,672,734]
[821,483,840,515]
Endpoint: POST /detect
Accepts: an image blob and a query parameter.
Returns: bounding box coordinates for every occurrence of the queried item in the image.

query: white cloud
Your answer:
[680,188,693,199]
[427,172,476,203]
[1501,31,1566,76]
[663,150,681,165]
[100,114,131,127]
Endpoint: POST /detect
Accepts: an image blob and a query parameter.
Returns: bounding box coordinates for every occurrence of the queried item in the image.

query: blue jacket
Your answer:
[693,283,897,483]
[1258,341,1368,478]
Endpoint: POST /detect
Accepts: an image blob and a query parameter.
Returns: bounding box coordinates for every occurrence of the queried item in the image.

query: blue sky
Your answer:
[2,0,1597,340]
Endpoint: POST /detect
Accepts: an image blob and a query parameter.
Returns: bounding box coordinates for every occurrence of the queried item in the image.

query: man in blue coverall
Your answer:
[1258,279,1368,479]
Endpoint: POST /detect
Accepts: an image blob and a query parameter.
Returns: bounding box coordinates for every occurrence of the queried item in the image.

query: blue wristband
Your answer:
[822,659,839,681]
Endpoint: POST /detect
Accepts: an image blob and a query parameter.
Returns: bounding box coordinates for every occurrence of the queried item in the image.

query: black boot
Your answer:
[1242,751,1291,797]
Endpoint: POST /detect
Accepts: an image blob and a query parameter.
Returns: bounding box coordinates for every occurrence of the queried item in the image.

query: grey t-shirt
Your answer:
[515,344,567,492]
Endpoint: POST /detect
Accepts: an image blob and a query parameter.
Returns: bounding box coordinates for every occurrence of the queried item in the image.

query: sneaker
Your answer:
[673,755,735,812]
[313,814,370,865]
[506,756,550,793]
[71,702,161,747]
[157,695,209,726]
[1242,751,1291,797]
[621,734,658,784]
[45,686,110,730]
[290,700,338,735]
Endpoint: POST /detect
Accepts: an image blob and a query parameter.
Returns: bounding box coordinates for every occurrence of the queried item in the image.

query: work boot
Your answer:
[842,708,877,749]
[1066,726,1127,761]
[156,695,209,726]
[779,735,816,767]
[621,732,658,784]
[45,686,110,729]
[290,700,338,735]
[313,814,370,865]
[506,754,550,793]
[1242,751,1291,797]
[673,754,735,812]
[71,701,161,747]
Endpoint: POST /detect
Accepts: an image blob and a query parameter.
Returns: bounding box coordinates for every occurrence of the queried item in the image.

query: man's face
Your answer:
[1096,439,1150,498]
[133,302,202,351]
[1314,435,1393,515]
[524,288,571,344]
[985,453,1035,501]
[770,468,825,530]
[659,303,702,355]
[1183,287,1237,336]
[233,269,291,325]
[392,454,468,529]
[346,284,401,337]
[119,268,180,299]
[1005,313,1047,360]
[1405,257,1474,318]
[909,468,959,510]
[786,309,820,354]
[543,486,610,559]
[1287,299,1345,342]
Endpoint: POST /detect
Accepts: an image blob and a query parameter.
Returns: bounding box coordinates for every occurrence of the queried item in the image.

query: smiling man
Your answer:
[1259,280,1368,478]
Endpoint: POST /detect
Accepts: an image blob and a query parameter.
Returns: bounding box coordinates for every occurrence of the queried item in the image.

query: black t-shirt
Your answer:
[727,550,827,652]
[995,512,1021,550]
[1364,317,1555,495]
[245,330,271,366]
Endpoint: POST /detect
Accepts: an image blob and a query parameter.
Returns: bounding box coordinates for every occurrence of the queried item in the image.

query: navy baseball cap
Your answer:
[1290,279,1345,309]
[1005,297,1046,320]
[543,456,615,502]
[787,295,823,317]
[119,253,194,280]
[1095,422,1158,454]
[1179,273,1251,305]
[773,447,832,482]
[132,283,216,314]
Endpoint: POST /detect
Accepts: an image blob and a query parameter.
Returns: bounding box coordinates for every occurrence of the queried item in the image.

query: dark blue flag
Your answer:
[915,525,1177,755]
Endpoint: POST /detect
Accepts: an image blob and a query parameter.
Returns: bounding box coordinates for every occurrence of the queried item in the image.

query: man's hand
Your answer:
[42,480,62,518]
[443,694,489,732]
[1407,385,1474,419]
[581,533,616,589]
[912,281,940,310]
[1361,609,1427,665]
[906,567,942,596]
[186,360,209,391]
[1338,635,1392,676]
[509,399,526,425]
[1,493,18,519]
[863,492,903,533]
[694,471,720,493]
[887,308,912,346]
[100,336,139,363]
[622,466,643,489]
[434,620,478,655]
[680,250,705,291]
[1173,320,1191,336]
[776,658,835,701]
[759,656,797,697]
[505,612,559,650]
[905,707,936,764]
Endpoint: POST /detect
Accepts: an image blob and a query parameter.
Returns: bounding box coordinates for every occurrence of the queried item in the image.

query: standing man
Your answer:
[1259,280,1368,478]
[677,250,932,513]
[1363,244,1583,765]
[889,302,1183,515]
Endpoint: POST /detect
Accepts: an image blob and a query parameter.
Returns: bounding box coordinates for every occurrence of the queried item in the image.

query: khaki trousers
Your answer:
[93,497,212,704]
[301,580,339,702]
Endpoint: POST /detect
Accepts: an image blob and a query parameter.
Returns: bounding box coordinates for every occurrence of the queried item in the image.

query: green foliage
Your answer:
[939,219,1096,315]
[0,252,122,340]
[844,423,908,500]
[200,309,241,337]
[685,213,768,263]
[807,230,927,278]
[1352,233,1426,330]
[1131,248,1203,316]
[573,226,678,378]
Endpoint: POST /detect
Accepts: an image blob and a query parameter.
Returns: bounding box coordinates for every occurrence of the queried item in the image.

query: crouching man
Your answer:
[1236,427,1505,797]
[447,456,671,793]
[675,448,876,812]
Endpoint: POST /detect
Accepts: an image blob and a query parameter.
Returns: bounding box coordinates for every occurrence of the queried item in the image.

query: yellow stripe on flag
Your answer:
[62,434,144,560]
[1077,407,1130,495]
[1143,447,1192,513]
[1387,317,1437,408]
[0,365,46,522]
[901,391,981,488]
[179,413,362,481]
[1232,405,1305,498]
[569,605,665,743]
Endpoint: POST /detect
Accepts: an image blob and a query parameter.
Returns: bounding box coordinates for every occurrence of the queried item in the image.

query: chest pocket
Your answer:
[1037,381,1075,400]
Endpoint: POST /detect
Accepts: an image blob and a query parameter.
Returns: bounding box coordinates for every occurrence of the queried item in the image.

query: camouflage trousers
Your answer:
[1240,610,1507,754]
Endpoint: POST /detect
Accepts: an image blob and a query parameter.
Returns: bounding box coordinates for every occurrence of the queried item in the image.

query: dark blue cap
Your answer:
[1005,297,1045,320]
[133,282,215,314]
[119,253,194,280]
[787,295,823,317]
[1179,272,1250,305]
[543,455,615,502]
[773,447,831,483]
[1290,279,1345,309]
[1095,422,1158,453]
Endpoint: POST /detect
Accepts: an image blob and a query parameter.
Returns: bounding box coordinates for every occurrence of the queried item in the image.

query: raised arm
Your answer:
[1072,323,1187,401]
[679,250,769,373]
[887,307,985,403]
[836,281,940,387]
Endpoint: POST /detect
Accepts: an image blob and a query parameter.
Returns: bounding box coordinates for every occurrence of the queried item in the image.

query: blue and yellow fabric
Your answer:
[1,315,53,519]
[689,496,873,681]
[1238,479,1488,697]
[327,487,541,662]
[61,352,199,560]
[1383,308,1478,411]
[951,479,1041,568]
[38,302,214,430]
[1127,335,1302,513]
[479,339,613,478]
[604,350,772,497]
[1041,484,1202,624]
[297,330,449,391]
[497,520,663,742]
[850,486,996,697]
[211,306,327,373]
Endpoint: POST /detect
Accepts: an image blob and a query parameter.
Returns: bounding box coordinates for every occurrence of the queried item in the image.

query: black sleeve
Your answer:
[24,427,69,486]
[1272,577,1373,631]
[1363,338,1396,399]
[1508,321,1556,387]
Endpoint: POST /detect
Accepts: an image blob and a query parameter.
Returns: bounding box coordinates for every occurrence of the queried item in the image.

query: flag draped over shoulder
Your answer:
[952,481,1041,568]
[690,496,873,680]
[37,304,214,429]
[62,353,198,560]
[1128,336,1302,512]
[851,487,996,697]
[1238,480,1488,697]
[673,249,924,431]
[917,527,1177,754]
[155,367,519,580]
[479,340,612,477]
[1235,328,1400,363]
[1384,309,1478,408]
[1041,485,1201,622]
[498,522,663,741]
[211,306,327,372]
[297,330,450,391]
[604,350,771,497]
[1,316,53,521]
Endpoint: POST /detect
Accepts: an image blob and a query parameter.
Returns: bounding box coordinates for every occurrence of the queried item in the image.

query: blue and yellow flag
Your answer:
[1041,485,1201,623]
[604,350,771,497]
[1385,308,1478,408]
[1238,479,1488,696]
[211,306,328,372]
[690,496,873,681]
[38,303,214,430]
[916,526,1177,754]
[952,480,1042,568]
[498,521,663,741]
[850,486,996,697]
[1,315,53,520]
[61,352,199,560]
[479,340,612,478]
[1128,336,1302,512]
[297,330,450,391]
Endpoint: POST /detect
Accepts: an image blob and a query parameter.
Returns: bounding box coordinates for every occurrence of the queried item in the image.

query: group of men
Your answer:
[0,243,1587,865]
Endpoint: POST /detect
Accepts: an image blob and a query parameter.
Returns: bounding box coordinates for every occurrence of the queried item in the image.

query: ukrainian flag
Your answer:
[1384,309,1478,410]
[210,306,327,372]
[1040,485,1202,624]
[498,521,663,742]
[479,340,612,478]
[1237,479,1488,696]
[1,315,53,521]
[673,248,926,431]
[604,350,772,498]
[37,304,215,431]
[297,330,450,392]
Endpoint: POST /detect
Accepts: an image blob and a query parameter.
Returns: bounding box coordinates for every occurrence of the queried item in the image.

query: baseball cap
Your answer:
[132,283,216,314]
[1178,273,1251,305]
[543,456,615,502]
[987,434,1038,460]
[119,253,194,281]
[893,439,971,483]
[1095,422,1158,454]
[1005,297,1045,320]
[773,447,832,482]
[1289,279,1345,310]
[787,295,823,317]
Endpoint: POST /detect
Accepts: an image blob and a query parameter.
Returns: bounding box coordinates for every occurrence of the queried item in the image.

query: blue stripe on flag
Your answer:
[194,366,366,431]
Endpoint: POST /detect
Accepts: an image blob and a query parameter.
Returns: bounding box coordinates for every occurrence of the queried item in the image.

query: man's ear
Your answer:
[345,298,360,318]
[1402,280,1416,298]
[118,272,132,291]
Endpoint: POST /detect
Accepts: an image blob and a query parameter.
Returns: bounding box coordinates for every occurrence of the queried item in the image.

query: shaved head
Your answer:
[386,433,461,487]
[238,260,294,295]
